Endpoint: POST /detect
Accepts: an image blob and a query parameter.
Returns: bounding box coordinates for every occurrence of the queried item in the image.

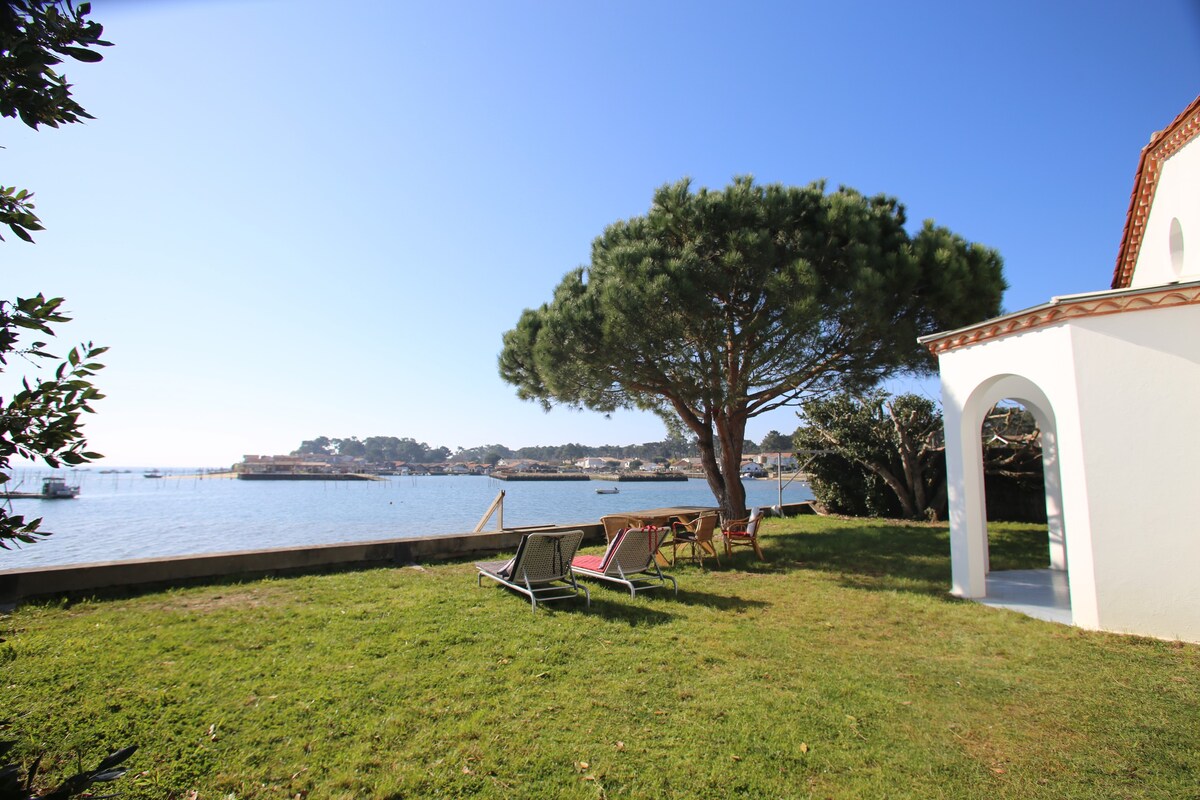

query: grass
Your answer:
[2,517,1198,799]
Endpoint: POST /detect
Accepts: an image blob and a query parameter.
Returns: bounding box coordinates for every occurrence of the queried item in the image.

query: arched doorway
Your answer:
[945,374,1071,623]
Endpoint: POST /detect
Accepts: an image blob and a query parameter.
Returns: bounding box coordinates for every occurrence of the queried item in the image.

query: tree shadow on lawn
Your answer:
[530,590,675,626]
[734,520,1050,599]
[553,583,767,622]
[670,587,770,612]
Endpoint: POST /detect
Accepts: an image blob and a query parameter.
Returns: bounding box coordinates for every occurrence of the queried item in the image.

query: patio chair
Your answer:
[475,530,590,611]
[721,509,765,560]
[571,526,678,597]
[664,512,720,567]
[600,514,641,543]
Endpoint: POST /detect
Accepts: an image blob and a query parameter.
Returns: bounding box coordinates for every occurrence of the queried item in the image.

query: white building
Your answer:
[755,452,798,469]
[740,462,768,478]
[921,95,1200,642]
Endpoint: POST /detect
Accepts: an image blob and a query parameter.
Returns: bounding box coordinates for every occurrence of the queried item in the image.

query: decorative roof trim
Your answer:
[920,281,1200,355]
[1112,94,1200,290]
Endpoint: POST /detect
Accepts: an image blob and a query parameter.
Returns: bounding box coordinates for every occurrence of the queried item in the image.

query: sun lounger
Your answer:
[476,530,589,611]
[571,526,677,597]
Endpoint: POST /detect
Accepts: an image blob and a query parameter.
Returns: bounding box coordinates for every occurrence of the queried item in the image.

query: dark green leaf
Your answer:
[63,45,103,62]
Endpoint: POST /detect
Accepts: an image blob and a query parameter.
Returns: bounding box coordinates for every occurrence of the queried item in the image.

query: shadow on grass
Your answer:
[530,579,769,623]
[671,587,769,612]
[501,588,677,626]
[720,520,1051,599]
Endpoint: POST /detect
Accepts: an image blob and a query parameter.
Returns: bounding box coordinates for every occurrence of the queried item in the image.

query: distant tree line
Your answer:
[452,437,705,466]
[293,436,451,464]
[291,433,825,466]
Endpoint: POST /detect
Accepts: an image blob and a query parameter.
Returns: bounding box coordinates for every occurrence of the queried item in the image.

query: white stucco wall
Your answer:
[1131,137,1200,287]
[1065,303,1200,640]
[938,323,1099,629]
[938,301,1200,642]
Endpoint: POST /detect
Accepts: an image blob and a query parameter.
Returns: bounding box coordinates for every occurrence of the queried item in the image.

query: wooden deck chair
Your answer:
[721,509,765,560]
[664,512,719,567]
[475,530,589,611]
[571,526,678,597]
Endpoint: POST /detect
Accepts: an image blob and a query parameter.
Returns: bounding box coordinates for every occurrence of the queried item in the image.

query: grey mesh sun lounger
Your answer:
[570,525,678,597]
[475,529,590,611]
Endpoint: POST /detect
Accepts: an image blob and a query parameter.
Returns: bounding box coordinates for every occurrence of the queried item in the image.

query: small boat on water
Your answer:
[144,470,164,478]
[1,477,81,500]
[595,487,620,495]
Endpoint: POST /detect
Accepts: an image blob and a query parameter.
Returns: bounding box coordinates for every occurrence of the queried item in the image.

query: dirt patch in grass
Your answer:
[141,585,290,614]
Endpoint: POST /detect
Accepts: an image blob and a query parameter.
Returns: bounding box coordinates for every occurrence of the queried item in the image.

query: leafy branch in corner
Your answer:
[0,0,111,242]
[0,739,136,800]
[0,0,111,548]
[0,295,106,548]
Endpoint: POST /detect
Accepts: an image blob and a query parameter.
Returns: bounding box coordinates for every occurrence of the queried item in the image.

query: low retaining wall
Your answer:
[0,522,606,603]
[774,501,818,517]
[0,503,818,603]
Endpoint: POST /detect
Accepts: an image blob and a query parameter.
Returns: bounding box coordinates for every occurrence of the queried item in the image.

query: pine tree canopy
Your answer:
[498,176,1005,520]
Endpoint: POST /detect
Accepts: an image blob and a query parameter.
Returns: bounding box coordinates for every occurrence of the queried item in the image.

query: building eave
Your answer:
[919,279,1200,355]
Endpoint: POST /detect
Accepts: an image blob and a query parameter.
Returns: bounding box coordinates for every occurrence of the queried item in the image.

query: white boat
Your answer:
[595,487,620,495]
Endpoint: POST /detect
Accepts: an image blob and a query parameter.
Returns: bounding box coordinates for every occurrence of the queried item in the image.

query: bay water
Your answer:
[0,470,813,569]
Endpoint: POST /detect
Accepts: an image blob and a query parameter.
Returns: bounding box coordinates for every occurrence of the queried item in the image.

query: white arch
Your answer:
[945,373,1065,598]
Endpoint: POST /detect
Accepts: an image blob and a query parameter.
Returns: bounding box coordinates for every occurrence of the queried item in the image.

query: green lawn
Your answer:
[2,517,1197,799]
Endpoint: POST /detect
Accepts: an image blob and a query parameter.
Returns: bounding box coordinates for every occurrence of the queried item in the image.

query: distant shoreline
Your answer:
[170,471,238,480]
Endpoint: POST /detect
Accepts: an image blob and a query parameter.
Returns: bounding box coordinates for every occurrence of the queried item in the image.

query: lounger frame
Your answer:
[475,530,590,611]
[571,526,678,597]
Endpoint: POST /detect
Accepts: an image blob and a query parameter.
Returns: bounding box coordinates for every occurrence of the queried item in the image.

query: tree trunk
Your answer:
[714,409,748,522]
[694,427,730,518]
[863,462,918,519]
[889,407,927,515]
[673,400,748,524]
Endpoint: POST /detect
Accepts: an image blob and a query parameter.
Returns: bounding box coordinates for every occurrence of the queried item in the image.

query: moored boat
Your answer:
[1,477,81,499]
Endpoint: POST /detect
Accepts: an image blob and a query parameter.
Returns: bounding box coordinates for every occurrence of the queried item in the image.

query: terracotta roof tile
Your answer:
[1112,94,1200,289]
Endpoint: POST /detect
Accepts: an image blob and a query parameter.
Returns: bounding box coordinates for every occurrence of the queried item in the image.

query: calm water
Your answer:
[0,470,812,569]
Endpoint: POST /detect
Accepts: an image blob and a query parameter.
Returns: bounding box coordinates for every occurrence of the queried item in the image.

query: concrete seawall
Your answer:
[0,522,606,603]
[0,501,817,603]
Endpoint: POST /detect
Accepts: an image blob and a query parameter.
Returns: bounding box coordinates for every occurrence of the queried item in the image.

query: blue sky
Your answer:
[5,0,1199,466]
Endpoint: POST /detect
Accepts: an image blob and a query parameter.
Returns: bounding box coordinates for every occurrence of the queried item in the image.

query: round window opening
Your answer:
[1169,217,1185,276]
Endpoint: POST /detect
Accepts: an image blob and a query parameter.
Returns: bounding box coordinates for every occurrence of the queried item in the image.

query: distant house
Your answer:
[755,452,798,469]
[740,462,767,478]
[575,457,609,471]
[922,94,1200,642]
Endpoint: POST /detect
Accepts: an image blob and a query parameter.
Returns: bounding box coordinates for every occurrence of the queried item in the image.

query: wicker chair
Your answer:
[721,509,765,560]
[664,512,720,567]
[600,514,641,543]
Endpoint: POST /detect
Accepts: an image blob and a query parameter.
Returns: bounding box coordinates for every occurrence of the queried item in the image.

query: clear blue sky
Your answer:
[6,0,1199,467]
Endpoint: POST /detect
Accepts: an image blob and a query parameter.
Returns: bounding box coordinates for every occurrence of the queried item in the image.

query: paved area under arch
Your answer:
[975,569,1072,625]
